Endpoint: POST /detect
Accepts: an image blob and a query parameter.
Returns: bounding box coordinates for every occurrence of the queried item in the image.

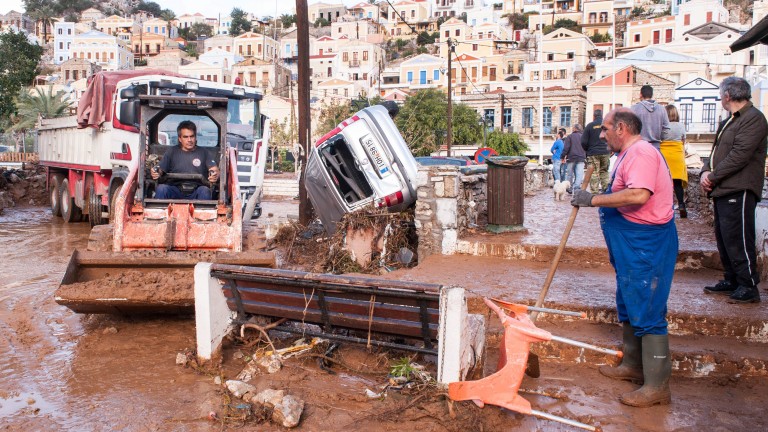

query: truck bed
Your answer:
[37,116,135,171]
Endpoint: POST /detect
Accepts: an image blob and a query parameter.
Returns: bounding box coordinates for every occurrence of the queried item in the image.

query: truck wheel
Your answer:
[88,185,105,227]
[60,178,83,223]
[50,175,63,217]
[108,183,122,224]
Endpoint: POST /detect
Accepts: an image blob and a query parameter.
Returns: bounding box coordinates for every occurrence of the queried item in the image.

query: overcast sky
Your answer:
[3,1,366,19]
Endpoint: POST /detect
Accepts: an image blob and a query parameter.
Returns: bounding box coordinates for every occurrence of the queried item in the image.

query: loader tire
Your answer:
[87,224,114,252]
[242,225,268,252]
[60,178,83,223]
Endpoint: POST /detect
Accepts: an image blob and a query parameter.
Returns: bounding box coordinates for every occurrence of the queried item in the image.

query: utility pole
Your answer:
[500,93,506,132]
[446,38,454,157]
[296,0,313,225]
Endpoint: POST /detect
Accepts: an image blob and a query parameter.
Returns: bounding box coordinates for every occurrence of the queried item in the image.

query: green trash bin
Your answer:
[486,156,528,233]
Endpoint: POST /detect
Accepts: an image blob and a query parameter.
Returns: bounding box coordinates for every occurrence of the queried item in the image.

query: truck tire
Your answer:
[88,185,106,227]
[50,175,63,217]
[87,224,114,252]
[60,178,83,223]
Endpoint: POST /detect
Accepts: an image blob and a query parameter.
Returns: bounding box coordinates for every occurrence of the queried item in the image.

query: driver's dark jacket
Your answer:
[159,145,216,188]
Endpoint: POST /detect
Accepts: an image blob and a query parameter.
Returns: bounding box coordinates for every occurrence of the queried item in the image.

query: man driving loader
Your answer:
[151,120,220,199]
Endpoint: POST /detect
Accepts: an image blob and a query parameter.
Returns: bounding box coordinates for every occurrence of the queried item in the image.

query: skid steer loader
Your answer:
[55,94,275,314]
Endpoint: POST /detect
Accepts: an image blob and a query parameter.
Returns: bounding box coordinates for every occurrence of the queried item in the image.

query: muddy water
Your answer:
[0,209,217,430]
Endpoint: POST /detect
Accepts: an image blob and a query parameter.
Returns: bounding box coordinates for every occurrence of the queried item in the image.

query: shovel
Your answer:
[526,166,594,378]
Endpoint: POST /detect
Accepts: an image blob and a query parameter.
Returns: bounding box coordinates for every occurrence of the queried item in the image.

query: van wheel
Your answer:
[50,175,63,217]
[60,178,83,223]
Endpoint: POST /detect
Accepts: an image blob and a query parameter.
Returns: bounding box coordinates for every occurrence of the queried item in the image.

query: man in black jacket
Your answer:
[562,124,585,192]
[701,77,767,303]
[582,109,611,193]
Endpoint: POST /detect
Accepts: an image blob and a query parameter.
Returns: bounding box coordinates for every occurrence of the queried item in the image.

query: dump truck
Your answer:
[49,72,274,314]
[38,70,268,225]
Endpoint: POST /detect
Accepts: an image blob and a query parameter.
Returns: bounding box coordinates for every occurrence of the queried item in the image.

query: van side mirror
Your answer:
[119,100,140,127]
[120,87,136,99]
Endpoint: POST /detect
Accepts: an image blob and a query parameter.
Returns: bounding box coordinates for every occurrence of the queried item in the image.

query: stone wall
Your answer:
[416,164,551,259]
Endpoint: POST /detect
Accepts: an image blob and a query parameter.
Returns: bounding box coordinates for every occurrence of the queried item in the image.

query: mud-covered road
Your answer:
[2,206,767,432]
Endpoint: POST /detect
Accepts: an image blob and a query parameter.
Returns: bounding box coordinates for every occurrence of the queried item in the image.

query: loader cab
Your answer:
[136,95,230,209]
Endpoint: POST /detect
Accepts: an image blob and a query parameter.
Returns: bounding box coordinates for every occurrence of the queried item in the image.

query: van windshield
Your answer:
[227,98,260,140]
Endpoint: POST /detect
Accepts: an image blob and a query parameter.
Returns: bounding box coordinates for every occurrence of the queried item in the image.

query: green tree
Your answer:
[11,86,73,131]
[184,43,198,58]
[416,30,436,46]
[486,131,528,156]
[29,3,57,44]
[316,99,353,137]
[133,1,162,17]
[0,30,44,131]
[269,116,298,171]
[230,8,252,37]
[395,89,481,156]
[590,33,613,43]
[543,18,581,35]
[314,17,330,27]
[159,9,176,37]
[280,14,296,28]
[187,22,213,40]
[630,6,646,18]
[506,13,528,30]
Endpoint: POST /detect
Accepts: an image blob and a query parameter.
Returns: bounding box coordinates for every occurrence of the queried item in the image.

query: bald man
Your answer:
[571,108,677,408]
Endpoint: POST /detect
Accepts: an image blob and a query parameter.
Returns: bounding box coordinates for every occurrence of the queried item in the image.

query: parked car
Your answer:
[415,156,474,166]
[0,145,11,153]
[305,105,418,233]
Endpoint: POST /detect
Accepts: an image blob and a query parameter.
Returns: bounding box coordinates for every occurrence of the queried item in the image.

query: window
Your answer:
[343,52,348,61]
[503,108,512,128]
[59,42,63,49]
[567,52,574,59]
[286,44,291,54]
[455,29,460,36]
[543,107,552,133]
[702,103,716,125]
[665,29,672,43]
[363,51,368,61]
[560,106,572,127]
[559,69,566,79]
[445,30,449,38]
[680,103,693,126]
[484,109,495,130]
[522,107,533,128]
[473,44,478,51]
[434,69,439,81]
[545,70,553,80]
[547,53,554,61]
[653,30,660,45]
[706,12,712,22]
[684,14,690,26]
[407,71,413,83]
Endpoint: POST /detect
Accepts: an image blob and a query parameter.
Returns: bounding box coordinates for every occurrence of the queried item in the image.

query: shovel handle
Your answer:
[530,165,594,321]
[550,335,623,358]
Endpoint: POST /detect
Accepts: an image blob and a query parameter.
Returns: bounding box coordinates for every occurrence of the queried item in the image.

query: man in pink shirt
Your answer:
[571,108,677,408]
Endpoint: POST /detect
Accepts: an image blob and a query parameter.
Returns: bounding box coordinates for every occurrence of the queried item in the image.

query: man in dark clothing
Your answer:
[152,120,220,199]
[582,109,611,193]
[630,85,670,150]
[701,77,767,304]
[562,124,585,192]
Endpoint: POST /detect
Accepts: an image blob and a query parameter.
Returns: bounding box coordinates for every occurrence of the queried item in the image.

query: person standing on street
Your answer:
[631,85,670,150]
[660,105,689,218]
[562,124,585,192]
[571,108,677,407]
[582,109,611,193]
[701,76,767,304]
[550,128,566,183]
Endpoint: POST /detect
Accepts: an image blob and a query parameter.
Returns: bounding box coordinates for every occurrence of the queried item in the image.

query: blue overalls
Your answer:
[599,155,678,337]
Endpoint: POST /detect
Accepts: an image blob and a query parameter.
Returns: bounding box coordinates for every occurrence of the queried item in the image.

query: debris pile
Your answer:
[0,164,47,213]
[272,206,417,274]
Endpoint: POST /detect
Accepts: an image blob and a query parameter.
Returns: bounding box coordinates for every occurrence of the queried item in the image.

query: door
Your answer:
[419,70,426,85]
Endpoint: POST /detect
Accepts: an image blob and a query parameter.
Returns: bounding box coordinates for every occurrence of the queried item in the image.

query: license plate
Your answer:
[362,137,391,178]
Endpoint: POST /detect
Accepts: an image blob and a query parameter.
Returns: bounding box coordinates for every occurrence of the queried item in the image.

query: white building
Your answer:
[674,0,729,34]
[69,30,133,71]
[198,48,244,71]
[673,77,724,134]
[53,21,76,65]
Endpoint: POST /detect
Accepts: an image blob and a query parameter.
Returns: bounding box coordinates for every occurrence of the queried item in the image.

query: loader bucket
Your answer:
[54,249,276,314]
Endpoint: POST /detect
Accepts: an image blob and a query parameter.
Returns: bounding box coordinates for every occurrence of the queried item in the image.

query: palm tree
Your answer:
[11,86,73,131]
[159,9,176,39]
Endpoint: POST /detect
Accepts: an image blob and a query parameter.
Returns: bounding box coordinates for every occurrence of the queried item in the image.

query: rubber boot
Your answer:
[599,322,643,384]
[620,334,672,407]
